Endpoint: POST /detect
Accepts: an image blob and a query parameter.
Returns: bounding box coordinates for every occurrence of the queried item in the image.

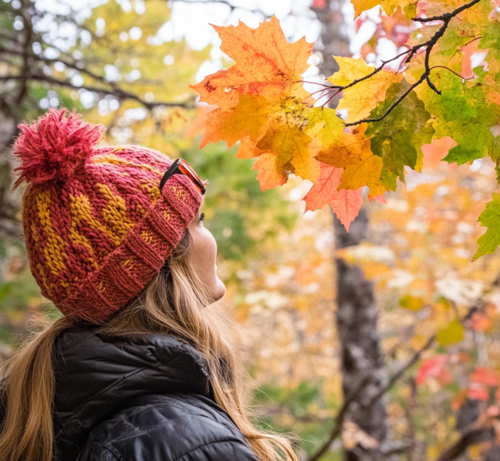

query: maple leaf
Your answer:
[422,137,458,170]
[305,113,384,195]
[473,193,500,260]
[350,0,418,18]
[328,57,402,124]
[303,162,363,231]
[191,16,312,112]
[252,153,288,191]
[235,136,269,159]
[257,124,319,182]
[419,68,499,166]
[307,108,366,168]
[416,355,449,386]
[365,79,434,184]
[471,367,500,387]
[200,94,275,148]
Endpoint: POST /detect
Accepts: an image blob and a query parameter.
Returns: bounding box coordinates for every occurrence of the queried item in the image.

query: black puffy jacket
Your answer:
[49,327,260,461]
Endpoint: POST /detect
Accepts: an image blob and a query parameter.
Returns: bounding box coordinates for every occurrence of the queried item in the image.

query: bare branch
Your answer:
[0,46,112,86]
[0,74,196,110]
[16,0,34,105]
[307,375,371,461]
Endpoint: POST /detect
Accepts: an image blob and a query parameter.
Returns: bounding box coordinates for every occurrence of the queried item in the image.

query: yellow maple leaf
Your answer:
[307,109,370,169]
[329,57,402,124]
[351,0,417,18]
[338,127,384,196]
[257,124,320,182]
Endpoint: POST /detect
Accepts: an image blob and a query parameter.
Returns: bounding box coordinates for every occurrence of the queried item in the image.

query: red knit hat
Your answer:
[13,109,202,322]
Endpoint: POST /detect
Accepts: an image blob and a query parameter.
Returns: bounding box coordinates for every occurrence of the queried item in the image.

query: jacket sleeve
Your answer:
[177,439,261,461]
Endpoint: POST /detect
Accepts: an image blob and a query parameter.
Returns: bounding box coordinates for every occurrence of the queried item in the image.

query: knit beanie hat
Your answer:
[13,109,202,322]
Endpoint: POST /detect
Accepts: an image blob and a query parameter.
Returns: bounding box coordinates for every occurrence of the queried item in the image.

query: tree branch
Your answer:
[338,0,482,127]
[364,334,436,409]
[16,0,33,105]
[307,375,372,461]
[0,74,196,110]
[345,72,426,126]
[437,425,495,461]
[306,333,436,461]
[0,45,113,87]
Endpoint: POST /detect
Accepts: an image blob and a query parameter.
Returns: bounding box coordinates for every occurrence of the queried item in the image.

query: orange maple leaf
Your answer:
[191,16,312,111]
[252,153,288,191]
[303,163,363,231]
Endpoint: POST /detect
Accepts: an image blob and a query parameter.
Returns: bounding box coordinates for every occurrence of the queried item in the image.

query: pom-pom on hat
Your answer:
[14,109,202,322]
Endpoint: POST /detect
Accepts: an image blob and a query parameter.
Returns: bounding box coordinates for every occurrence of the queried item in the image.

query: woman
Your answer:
[0,109,296,461]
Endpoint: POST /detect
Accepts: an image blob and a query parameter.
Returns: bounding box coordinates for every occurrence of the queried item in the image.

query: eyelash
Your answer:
[199,213,205,222]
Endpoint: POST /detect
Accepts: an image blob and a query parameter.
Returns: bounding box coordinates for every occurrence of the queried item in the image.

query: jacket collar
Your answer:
[53,326,211,460]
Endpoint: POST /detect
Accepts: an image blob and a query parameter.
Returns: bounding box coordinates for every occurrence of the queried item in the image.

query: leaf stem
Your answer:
[296,80,335,88]
[321,89,342,108]
[430,65,475,80]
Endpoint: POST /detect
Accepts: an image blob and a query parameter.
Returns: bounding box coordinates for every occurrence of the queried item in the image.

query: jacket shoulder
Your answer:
[78,393,259,461]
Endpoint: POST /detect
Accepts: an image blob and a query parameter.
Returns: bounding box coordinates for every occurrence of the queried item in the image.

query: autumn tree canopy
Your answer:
[192,1,500,259]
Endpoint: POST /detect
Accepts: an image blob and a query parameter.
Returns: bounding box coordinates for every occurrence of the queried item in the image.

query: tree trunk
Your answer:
[334,212,388,461]
[312,2,389,459]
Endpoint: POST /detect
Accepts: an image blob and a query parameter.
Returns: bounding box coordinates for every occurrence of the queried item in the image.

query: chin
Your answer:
[211,279,226,302]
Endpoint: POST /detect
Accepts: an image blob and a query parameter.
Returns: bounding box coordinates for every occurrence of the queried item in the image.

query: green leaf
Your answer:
[473,193,500,260]
[421,68,500,166]
[366,79,434,182]
[436,319,465,347]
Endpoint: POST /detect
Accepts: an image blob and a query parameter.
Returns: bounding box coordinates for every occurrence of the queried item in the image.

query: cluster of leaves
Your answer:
[192,0,500,256]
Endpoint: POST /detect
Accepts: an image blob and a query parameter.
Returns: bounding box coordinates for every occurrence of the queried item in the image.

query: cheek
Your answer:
[190,228,217,269]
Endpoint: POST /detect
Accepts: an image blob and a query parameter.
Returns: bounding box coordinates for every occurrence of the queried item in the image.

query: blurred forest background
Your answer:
[1,0,500,460]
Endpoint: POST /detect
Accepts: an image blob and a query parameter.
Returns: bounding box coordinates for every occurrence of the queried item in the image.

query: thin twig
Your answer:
[334,48,413,94]
[413,0,481,23]
[306,87,335,100]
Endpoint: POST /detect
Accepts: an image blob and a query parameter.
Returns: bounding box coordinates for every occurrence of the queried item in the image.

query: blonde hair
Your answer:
[0,231,297,461]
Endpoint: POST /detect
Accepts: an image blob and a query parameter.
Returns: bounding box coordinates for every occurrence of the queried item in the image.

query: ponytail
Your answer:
[0,317,72,461]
